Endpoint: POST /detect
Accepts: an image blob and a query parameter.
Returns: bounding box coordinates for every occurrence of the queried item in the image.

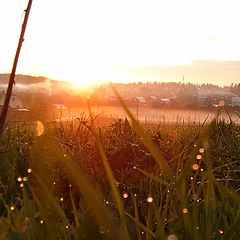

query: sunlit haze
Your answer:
[1,0,240,87]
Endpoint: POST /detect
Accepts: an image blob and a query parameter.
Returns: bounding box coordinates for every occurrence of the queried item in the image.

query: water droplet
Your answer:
[123,192,128,199]
[182,208,188,214]
[23,177,28,182]
[190,176,194,180]
[196,154,202,160]
[10,206,15,211]
[40,220,44,224]
[192,163,199,171]
[27,168,32,173]
[199,148,204,153]
[60,197,64,202]
[20,183,24,188]
[167,234,178,240]
[65,225,69,229]
[196,226,199,230]
[200,168,204,172]
[147,195,153,203]
[53,182,56,185]
[17,177,22,182]
[218,229,224,234]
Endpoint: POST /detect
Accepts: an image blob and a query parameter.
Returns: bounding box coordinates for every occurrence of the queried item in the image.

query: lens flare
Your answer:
[36,121,45,137]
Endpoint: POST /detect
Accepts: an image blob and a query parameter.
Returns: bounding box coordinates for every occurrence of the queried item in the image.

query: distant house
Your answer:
[231,97,240,107]
[160,98,171,107]
[0,94,24,109]
[197,95,209,107]
[52,104,67,109]
[134,96,146,104]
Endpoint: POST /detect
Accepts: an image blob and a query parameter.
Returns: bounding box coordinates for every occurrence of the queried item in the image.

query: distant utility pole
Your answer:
[0,0,33,137]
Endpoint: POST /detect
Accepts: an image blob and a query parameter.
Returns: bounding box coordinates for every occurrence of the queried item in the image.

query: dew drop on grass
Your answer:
[10,206,15,211]
[123,192,128,199]
[192,163,199,171]
[17,177,22,182]
[196,154,202,160]
[147,195,153,203]
[20,183,24,188]
[167,234,178,240]
[182,208,188,214]
[199,148,205,153]
[40,220,44,224]
[23,177,28,182]
[27,168,32,173]
[65,225,69,229]
[60,197,64,202]
[218,229,224,234]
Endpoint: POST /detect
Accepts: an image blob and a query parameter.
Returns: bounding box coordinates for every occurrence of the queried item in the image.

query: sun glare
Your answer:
[69,78,93,91]
[67,64,111,91]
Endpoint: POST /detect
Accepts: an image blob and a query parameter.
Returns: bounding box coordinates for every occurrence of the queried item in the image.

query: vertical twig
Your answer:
[0,0,33,137]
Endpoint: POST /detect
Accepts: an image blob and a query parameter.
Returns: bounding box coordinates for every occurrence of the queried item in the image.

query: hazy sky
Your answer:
[0,0,240,87]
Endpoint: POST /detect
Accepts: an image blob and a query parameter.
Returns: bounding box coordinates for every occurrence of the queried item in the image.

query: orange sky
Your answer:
[0,0,240,87]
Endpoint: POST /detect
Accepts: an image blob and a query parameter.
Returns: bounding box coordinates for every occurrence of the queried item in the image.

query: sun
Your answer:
[67,64,112,91]
[69,78,93,90]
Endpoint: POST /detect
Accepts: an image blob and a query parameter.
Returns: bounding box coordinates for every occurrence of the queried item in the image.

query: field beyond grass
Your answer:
[0,114,240,239]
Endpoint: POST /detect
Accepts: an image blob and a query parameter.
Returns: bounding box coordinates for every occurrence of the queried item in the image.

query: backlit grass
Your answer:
[0,107,240,239]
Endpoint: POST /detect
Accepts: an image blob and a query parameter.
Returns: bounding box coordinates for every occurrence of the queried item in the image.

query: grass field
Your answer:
[0,105,240,239]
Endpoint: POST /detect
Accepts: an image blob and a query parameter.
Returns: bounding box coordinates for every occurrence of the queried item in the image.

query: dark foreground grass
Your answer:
[0,114,240,239]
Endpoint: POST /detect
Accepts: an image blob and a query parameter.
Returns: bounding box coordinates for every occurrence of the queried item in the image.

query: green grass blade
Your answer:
[87,102,131,240]
[112,85,173,181]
